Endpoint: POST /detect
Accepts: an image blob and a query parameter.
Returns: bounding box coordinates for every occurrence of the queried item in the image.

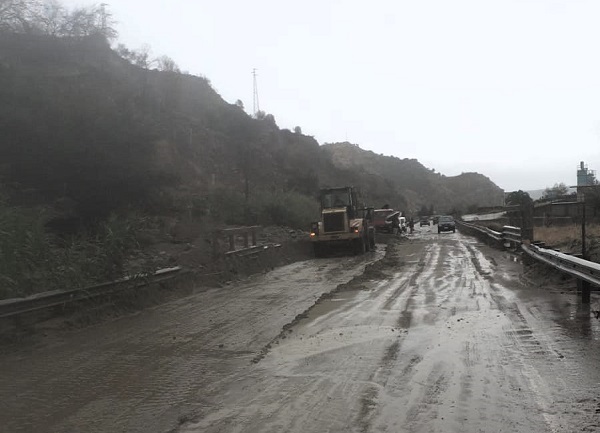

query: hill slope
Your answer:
[0,33,322,225]
[0,33,502,225]
[320,142,503,214]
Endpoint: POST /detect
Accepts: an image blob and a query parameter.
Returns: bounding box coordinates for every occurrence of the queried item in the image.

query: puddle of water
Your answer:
[296,290,363,330]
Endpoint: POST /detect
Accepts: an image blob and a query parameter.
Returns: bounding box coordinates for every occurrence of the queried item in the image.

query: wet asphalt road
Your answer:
[2,226,600,432]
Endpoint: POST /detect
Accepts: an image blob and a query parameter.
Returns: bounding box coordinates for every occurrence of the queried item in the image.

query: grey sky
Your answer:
[64,0,600,191]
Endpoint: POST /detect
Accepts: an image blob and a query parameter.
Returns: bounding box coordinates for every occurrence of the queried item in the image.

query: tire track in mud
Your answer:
[364,236,517,433]
[405,365,450,428]
[376,240,478,432]
[475,251,599,432]
[182,239,418,433]
[188,233,600,433]
[251,242,399,364]
[355,241,440,433]
[466,244,494,281]
[496,292,600,429]
[395,243,434,330]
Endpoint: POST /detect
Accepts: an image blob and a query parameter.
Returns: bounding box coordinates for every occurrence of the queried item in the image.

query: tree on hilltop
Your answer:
[505,190,532,207]
[543,182,569,199]
[0,0,117,39]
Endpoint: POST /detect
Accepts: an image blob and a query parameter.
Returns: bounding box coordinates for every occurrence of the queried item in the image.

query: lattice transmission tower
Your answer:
[252,68,260,117]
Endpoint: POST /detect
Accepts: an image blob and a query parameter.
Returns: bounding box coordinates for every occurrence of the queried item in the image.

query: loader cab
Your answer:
[320,187,358,218]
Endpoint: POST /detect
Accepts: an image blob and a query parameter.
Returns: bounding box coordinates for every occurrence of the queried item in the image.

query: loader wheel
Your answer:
[313,243,323,258]
[353,237,366,255]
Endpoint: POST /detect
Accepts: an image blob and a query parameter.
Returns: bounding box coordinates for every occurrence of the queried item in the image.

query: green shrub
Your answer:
[200,188,318,229]
[0,207,144,300]
[205,188,247,225]
[254,190,319,229]
[0,207,55,298]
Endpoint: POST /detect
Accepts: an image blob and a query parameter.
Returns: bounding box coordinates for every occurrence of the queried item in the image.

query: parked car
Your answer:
[437,215,456,233]
[419,217,430,227]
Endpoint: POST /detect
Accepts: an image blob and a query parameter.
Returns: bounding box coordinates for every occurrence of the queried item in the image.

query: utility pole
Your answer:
[582,198,587,259]
[581,198,591,304]
[252,68,260,117]
[521,201,534,244]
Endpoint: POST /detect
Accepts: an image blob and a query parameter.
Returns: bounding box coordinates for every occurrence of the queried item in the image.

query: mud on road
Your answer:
[3,228,600,433]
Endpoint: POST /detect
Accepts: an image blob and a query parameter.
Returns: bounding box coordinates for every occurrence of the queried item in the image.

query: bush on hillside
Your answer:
[199,188,318,230]
[254,190,319,229]
[0,206,144,299]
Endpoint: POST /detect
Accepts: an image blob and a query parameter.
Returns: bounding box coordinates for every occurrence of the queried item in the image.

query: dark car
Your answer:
[437,215,456,233]
[419,217,429,227]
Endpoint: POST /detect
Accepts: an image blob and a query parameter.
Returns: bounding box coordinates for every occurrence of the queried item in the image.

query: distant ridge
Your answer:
[319,142,504,214]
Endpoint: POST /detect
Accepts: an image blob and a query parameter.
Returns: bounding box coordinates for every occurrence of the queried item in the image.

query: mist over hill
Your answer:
[0,33,503,227]
[320,142,503,214]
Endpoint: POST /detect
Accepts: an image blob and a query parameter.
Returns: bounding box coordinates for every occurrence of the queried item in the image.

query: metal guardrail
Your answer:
[212,226,263,257]
[521,244,600,288]
[457,221,501,241]
[457,221,521,247]
[459,219,600,302]
[502,226,522,245]
[224,243,282,257]
[484,227,503,241]
[0,266,183,319]
[1,226,278,323]
[212,226,283,258]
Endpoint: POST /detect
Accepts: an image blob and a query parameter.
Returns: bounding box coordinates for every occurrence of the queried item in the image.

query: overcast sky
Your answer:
[64,0,600,191]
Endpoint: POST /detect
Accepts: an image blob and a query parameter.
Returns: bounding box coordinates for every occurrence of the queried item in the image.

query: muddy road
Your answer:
[2,227,600,433]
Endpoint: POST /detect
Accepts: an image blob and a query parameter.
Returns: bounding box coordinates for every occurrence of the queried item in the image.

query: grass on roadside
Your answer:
[534,224,600,247]
[534,223,600,262]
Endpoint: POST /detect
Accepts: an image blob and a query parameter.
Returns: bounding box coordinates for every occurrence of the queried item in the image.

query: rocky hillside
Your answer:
[1,33,502,228]
[0,33,321,227]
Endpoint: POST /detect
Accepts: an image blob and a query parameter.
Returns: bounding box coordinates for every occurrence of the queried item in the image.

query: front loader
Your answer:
[309,186,375,257]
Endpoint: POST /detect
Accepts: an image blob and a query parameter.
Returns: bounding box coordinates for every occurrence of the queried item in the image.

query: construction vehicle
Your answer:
[309,186,375,256]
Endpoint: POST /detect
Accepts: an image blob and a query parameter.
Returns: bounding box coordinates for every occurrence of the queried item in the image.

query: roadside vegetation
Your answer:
[0,205,145,300]
[0,189,320,300]
[534,223,600,261]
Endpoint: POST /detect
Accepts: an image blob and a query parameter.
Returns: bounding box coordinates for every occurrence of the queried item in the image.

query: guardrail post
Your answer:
[581,280,591,304]
[521,202,534,245]
[217,226,263,256]
[521,242,534,266]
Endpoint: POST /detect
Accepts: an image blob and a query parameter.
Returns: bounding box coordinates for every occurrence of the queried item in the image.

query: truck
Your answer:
[309,186,376,256]
[373,208,396,233]
[373,208,405,233]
